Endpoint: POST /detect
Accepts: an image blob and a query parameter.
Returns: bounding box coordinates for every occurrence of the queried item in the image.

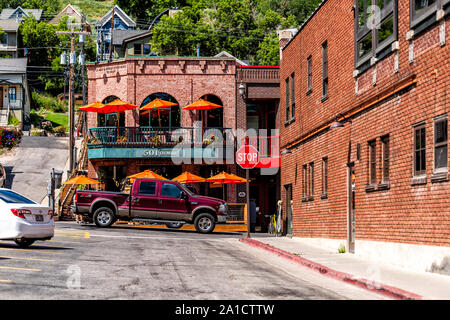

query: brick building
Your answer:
[279,0,449,272]
[86,55,280,227]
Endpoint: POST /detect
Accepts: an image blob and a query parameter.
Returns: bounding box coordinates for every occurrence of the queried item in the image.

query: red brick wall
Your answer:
[280,0,450,246]
[87,58,237,131]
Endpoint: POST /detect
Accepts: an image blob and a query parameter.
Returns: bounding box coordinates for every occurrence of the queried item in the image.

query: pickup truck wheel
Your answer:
[93,207,116,228]
[165,222,183,229]
[194,213,215,234]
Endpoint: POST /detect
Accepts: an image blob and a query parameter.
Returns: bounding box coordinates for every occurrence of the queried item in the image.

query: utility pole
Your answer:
[109,5,115,63]
[57,28,91,174]
[81,14,88,140]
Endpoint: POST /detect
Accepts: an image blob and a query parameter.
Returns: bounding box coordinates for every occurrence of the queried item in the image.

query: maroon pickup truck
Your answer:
[73,178,228,233]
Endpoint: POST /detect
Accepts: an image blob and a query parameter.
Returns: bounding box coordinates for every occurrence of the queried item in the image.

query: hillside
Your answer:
[61,0,114,23]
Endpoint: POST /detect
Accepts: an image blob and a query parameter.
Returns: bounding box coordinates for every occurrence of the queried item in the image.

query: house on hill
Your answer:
[0,19,19,58]
[0,6,42,21]
[95,5,136,61]
[49,4,82,25]
[0,58,31,128]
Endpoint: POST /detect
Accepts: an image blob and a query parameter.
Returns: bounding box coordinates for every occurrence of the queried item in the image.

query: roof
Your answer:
[0,7,43,21]
[0,19,19,31]
[215,51,248,66]
[0,58,27,73]
[112,29,148,45]
[122,30,153,44]
[96,5,136,28]
[48,4,82,25]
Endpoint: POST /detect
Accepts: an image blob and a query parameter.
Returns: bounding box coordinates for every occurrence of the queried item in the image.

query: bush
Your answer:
[54,126,66,136]
[8,116,20,126]
[0,127,22,149]
[31,91,67,113]
[30,128,44,136]
[41,120,53,132]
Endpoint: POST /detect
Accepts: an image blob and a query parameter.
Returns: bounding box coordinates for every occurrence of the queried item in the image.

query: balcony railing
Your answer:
[241,136,279,158]
[88,126,233,148]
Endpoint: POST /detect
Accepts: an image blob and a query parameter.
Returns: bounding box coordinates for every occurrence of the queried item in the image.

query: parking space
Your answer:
[0,226,90,296]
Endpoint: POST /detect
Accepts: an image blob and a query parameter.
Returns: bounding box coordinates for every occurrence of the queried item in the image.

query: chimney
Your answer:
[278,29,297,62]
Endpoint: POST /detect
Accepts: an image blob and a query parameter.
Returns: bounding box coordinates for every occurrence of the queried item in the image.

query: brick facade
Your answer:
[279,0,449,257]
[86,57,280,210]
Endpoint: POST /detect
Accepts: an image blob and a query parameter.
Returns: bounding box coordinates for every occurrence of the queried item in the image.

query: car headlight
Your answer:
[219,203,227,213]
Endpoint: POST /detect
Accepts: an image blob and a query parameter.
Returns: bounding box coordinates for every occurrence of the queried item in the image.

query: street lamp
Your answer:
[280,148,292,155]
[330,112,345,129]
[238,82,245,97]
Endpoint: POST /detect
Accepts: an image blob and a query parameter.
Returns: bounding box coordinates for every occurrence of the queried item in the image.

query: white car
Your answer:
[0,188,54,248]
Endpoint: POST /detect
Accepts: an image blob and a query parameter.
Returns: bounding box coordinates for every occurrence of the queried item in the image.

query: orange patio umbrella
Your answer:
[140,98,178,111]
[79,102,105,112]
[104,99,139,112]
[140,98,178,127]
[127,169,168,183]
[182,98,222,127]
[205,172,247,200]
[172,172,206,184]
[79,99,138,114]
[62,175,100,185]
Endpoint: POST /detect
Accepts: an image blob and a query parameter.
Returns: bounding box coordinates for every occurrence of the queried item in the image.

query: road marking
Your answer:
[0,280,11,283]
[0,247,61,254]
[54,231,90,239]
[90,234,226,242]
[0,256,55,262]
[0,266,41,272]
[48,240,83,244]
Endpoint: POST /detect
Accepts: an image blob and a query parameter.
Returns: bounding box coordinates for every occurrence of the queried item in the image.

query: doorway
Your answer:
[347,163,356,253]
[284,184,293,235]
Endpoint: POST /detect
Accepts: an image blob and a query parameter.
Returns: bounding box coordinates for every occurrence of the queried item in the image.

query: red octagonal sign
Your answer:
[236,145,259,169]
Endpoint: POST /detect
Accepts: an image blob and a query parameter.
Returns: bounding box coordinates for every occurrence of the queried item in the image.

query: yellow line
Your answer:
[48,240,82,244]
[53,235,86,239]
[0,256,55,262]
[0,266,41,272]
[54,232,90,239]
[0,248,61,255]
[0,280,12,283]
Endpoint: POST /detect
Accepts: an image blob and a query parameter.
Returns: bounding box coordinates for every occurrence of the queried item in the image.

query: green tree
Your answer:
[114,0,188,23]
[22,0,62,15]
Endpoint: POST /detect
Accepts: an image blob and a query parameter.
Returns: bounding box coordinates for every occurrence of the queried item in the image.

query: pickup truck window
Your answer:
[161,183,182,198]
[138,181,157,195]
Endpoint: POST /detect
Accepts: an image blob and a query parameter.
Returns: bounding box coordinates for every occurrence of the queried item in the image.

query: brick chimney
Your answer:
[278,29,297,62]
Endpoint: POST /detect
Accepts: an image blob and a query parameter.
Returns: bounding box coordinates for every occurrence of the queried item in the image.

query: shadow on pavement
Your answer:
[76,223,243,236]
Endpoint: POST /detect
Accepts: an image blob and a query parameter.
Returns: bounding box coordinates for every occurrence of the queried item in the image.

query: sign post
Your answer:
[236,145,259,238]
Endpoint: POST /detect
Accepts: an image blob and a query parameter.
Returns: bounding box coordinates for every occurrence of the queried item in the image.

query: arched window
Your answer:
[97,95,125,127]
[201,94,223,128]
[139,93,180,129]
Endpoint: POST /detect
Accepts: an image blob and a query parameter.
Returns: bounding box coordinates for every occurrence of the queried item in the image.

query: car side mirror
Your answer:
[180,192,188,200]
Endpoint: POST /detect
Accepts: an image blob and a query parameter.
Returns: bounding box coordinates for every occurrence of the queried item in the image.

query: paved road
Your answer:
[0,135,68,203]
[0,222,386,300]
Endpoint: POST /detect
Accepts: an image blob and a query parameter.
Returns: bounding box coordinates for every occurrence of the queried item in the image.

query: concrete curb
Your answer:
[239,237,423,300]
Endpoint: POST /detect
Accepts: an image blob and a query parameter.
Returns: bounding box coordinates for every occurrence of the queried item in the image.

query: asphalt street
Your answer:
[0,135,69,203]
[0,222,387,300]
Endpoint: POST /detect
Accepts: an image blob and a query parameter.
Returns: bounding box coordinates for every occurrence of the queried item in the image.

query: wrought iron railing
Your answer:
[88,126,234,148]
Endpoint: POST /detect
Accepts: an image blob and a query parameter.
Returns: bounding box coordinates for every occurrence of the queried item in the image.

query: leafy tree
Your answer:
[114,0,189,24]
[0,0,25,9]
[22,0,62,15]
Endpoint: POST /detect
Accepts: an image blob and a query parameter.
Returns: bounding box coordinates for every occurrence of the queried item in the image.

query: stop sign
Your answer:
[236,145,259,169]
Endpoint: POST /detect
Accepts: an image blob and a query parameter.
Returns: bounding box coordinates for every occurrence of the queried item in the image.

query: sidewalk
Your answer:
[240,234,450,300]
